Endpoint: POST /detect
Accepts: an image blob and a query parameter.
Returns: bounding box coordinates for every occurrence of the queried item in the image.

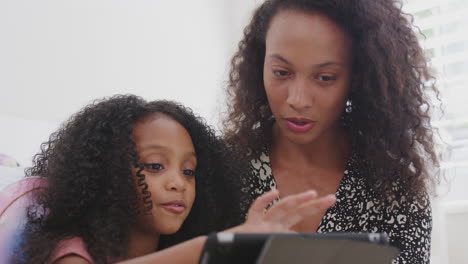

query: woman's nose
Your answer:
[286,78,314,111]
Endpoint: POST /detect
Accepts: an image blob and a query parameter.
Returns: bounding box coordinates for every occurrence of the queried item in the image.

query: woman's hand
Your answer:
[227,189,336,233]
[118,189,336,264]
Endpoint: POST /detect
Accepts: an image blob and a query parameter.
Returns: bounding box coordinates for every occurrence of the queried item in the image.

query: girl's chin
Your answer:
[156,223,185,235]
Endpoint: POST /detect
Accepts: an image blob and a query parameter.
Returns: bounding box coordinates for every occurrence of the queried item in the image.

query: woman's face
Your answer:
[263,10,352,145]
[132,114,196,235]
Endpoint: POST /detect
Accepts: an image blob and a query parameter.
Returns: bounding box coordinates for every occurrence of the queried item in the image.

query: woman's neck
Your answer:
[271,123,350,170]
[126,228,160,259]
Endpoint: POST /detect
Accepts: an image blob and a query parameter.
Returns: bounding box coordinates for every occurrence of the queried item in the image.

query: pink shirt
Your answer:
[49,237,95,264]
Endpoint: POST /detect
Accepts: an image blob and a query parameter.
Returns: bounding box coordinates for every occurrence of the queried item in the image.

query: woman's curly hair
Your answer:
[17,95,249,264]
[223,0,440,199]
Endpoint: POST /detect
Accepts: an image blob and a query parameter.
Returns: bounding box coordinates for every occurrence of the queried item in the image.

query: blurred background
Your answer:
[403,1,468,263]
[0,0,467,263]
[0,0,257,166]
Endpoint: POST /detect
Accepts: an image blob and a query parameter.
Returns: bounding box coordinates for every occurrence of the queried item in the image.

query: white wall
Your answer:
[0,0,259,168]
[0,0,234,125]
[0,115,58,167]
[0,0,265,166]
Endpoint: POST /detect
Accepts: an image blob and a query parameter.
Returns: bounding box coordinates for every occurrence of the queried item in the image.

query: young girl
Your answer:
[14,95,334,263]
[223,0,440,263]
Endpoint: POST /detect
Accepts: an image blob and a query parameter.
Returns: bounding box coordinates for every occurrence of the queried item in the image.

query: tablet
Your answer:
[198,232,399,264]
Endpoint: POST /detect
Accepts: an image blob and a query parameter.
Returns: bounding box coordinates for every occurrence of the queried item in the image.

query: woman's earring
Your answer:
[345,99,353,113]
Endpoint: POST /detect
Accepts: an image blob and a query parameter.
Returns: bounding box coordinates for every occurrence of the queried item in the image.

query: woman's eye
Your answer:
[183,169,196,176]
[273,70,290,77]
[144,163,163,173]
[318,75,336,82]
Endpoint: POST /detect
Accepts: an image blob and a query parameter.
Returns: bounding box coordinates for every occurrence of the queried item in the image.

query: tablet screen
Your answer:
[198,232,399,264]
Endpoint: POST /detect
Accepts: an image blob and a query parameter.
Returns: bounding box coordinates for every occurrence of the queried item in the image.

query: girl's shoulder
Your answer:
[49,237,94,264]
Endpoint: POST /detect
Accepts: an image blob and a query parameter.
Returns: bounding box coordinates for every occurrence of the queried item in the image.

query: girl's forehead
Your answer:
[133,114,195,154]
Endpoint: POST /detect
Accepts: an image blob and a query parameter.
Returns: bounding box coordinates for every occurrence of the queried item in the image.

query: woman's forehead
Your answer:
[265,10,352,65]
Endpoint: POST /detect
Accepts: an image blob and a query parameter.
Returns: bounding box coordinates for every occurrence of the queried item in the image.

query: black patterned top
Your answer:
[246,152,432,264]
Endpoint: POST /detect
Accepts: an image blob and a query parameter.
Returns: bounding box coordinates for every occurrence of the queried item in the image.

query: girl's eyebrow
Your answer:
[268,54,343,68]
[183,152,197,159]
[140,144,196,158]
[140,144,169,152]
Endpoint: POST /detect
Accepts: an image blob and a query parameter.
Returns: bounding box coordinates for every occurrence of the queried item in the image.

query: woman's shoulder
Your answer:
[341,154,431,213]
[250,152,271,174]
[248,152,277,195]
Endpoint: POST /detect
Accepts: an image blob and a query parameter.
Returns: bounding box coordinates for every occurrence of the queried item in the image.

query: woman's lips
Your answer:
[285,118,315,133]
[159,201,186,214]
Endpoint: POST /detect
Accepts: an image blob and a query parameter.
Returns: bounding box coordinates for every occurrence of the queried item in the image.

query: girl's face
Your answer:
[132,114,196,235]
[263,10,352,145]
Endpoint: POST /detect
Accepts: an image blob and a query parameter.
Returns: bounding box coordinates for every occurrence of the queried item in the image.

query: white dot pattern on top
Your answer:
[246,152,432,264]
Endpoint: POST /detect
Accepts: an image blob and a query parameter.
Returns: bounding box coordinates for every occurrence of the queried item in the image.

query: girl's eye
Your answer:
[183,169,196,176]
[273,70,290,77]
[144,163,163,173]
[318,75,336,82]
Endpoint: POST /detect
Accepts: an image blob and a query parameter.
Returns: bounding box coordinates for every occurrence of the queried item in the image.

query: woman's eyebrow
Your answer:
[268,54,343,68]
[268,54,291,65]
[314,61,343,68]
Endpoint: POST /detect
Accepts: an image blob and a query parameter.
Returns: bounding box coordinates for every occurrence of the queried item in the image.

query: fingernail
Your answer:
[270,189,279,196]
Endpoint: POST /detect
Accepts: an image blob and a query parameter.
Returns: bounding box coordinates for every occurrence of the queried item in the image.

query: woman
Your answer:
[14,95,334,264]
[223,0,440,263]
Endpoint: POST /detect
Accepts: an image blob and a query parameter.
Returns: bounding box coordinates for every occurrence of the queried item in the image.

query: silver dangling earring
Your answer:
[345,99,353,113]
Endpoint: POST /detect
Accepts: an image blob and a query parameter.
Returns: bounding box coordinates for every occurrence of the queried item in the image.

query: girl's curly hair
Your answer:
[223,0,440,199]
[17,95,249,264]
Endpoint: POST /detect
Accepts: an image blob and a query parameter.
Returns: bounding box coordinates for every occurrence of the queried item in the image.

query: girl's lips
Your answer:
[159,201,186,214]
[285,118,315,133]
